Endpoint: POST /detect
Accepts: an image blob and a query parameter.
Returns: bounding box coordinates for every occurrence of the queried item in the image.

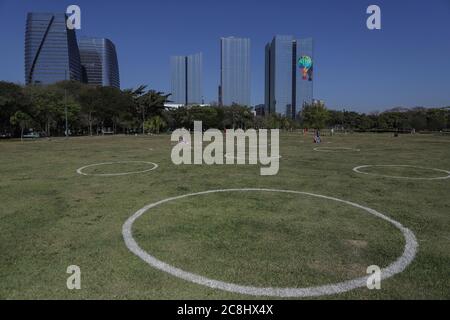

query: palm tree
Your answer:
[126,86,171,134]
[145,115,167,134]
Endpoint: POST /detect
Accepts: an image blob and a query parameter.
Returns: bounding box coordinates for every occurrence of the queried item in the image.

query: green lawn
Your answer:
[0,133,449,299]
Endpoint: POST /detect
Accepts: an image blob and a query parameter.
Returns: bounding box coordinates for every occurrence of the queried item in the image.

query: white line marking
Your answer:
[353,165,450,180]
[122,188,417,297]
[76,161,158,176]
[314,147,360,152]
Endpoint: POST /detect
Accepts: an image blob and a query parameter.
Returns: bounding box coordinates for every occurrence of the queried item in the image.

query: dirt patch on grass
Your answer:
[345,239,368,248]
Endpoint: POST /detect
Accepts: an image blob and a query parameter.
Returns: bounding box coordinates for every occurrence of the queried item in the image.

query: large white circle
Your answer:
[314,146,360,152]
[353,165,450,180]
[122,188,417,297]
[77,161,158,176]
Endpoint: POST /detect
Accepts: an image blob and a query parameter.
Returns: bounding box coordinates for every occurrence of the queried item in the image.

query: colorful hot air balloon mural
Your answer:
[298,55,313,81]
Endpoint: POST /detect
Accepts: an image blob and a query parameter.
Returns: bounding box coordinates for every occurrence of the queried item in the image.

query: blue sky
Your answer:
[0,0,449,112]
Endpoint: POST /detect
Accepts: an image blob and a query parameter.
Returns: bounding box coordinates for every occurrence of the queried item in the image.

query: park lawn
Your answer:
[0,132,449,299]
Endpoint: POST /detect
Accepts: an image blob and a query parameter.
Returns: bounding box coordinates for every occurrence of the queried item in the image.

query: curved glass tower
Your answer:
[25,12,82,85]
[78,37,120,88]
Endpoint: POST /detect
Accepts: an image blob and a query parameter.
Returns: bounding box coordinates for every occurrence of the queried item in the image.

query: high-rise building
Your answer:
[265,36,313,118]
[171,56,186,105]
[78,37,120,88]
[25,12,82,85]
[170,53,202,105]
[219,37,251,107]
[186,53,202,104]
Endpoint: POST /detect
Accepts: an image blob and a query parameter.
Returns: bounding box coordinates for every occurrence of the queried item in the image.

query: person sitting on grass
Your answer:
[314,129,321,144]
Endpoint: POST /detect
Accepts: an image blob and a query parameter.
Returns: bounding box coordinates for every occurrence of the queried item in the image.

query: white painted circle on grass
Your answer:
[353,165,450,180]
[122,188,417,297]
[314,146,360,152]
[224,153,282,160]
[76,161,158,176]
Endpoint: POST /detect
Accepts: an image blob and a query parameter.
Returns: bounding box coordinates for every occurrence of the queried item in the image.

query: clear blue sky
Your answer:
[1,0,449,112]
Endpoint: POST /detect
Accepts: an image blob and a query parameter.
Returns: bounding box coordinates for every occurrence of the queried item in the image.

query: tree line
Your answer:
[0,80,449,138]
[0,81,170,138]
[300,101,450,133]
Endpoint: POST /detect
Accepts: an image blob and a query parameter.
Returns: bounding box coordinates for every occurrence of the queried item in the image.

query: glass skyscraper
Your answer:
[265,36,313,118]
[171,56,187,104]
[296,38,314,113]
[170,53,202,105]
[219,37,251,107]
[78,37,120,88]
[25,12,82,85]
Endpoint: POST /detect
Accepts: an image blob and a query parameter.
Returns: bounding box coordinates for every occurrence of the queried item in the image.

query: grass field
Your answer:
[0,132,449,299]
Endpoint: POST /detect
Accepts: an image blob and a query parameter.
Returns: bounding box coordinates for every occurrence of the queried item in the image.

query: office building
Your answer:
[78,37,120,88]
[254,104,266,117]
[265,36,313,118]
[25,12,82,85]
[219,37,251,106]
[170,53,202,105]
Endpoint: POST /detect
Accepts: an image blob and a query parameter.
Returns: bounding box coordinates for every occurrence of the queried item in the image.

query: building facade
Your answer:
[265,36,313,118]
[170,53,202,105]
[25,12,82,85]
[254,104,266,117]
[219,37,251,107]
[78,37,120,88]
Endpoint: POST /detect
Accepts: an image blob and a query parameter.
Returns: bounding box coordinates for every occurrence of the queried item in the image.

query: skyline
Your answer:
[1,0,450,112]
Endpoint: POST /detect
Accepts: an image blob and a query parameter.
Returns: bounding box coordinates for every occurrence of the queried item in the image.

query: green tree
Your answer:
[144,115,167,134]
[95,86,130,134]
[131,87,171,134]
[223,104,254,129]
[0,82,29,134]
[24,85,64,136]
[426,109,447,131]
[10,111,32,140]
[168,106,192,130]
[264,113,283,129]
[188,106,221,129]
[79,86,102,136]
[301,102,330,129]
